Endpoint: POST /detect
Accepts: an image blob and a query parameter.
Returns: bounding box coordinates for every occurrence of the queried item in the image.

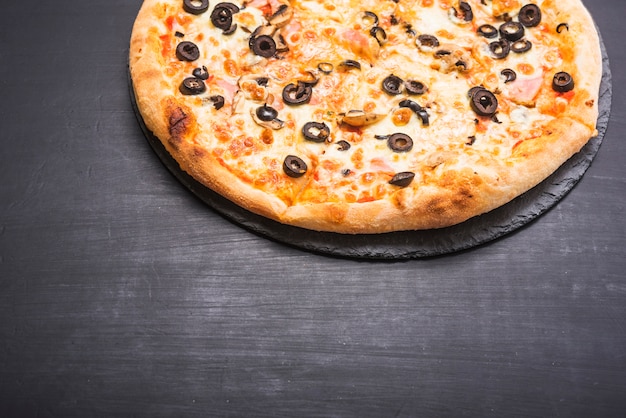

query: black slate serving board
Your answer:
[131,34,611,260]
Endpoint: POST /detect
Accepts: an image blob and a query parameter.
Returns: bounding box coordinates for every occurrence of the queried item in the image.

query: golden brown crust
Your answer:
[130,0,602,234]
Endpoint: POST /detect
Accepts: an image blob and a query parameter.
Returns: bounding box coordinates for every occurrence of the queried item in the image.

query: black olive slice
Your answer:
[416,34,440,50]
[389,172,415,188]
[452,1,473,22]
[211,7,233,31]
[362,11,379,27]
[175,31,185,38]
[387,133,414,153]
[176,41,200,61]
[250,35,277,58]
[217,2,240,13]
[404,80,427,95]
[317,62,334,74]
[382,74,404,96]
[223,24,238,35]
[256,104,279,121]
[499,21,525,41]
[370,26,387,46]
[192,65,209,80]
[399,99,422,116]
[183,0,209,15]
[501,68,517,83]
[179,77,206,95]
[282,82,313,106]
[556,23,569,33]
[511,39,532,53]
[489,39,510,59]
[338,60,361,71]
[518,4,542,28]
[283,155,307,178]
[302,122,330,143]
[468,86,486,99]
[255,77,269,86]
[477,24,498,38]
[470,88,498,117]
[336,140,351,151]
[552,71,575,93]
[416,109,430,126]
[209,95,225,110]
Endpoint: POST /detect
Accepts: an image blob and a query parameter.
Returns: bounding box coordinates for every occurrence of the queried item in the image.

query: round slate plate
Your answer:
[130,32,611,260]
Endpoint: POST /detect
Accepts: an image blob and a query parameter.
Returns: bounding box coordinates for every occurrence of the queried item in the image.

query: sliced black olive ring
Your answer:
[511,39,532,53]
[179,77,206,95]
[317,62,334,74]
[552,71,575,93]
[389,172,415,188]
[183,0,209,15]
[176,41,200,61]
[192,66,209,80]
[211,7,234,31]
[499,21,525,42]
[302,122,330,143]
[556,23,569,33]
[382,74,404,96]
[404,80,427,96]
[518,4,542,28]
[283,155,307,178]
[256,104,279,121]
[470,88,498,117]
[489,39,510,60]
[250,35,277,58]
[477,24,498,38]
[416,34,440,50]
[387,133,414,153]
[399,99,422,113]
[501,68,517,83]
[209,95,225,110]
[361,11,379,28]
[282,82,313,106]
[370,26,387,46]
[338,60,361,71]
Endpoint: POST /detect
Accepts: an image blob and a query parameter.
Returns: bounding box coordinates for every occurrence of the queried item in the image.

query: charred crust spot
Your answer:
[168,107,190,138]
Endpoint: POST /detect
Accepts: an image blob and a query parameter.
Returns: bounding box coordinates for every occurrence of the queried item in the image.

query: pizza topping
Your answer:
[556,23,569,33]
[283,155,307,178]
[387,133,414,153]
[382,74,404,96]
[361,11,379,28]
[469,87,498,117]
[268,4,293,28]
[183,0,209,15]
[253,105,284,129]
[192,66,209,80]
[176,41,200,61]
[317,62,334,74]
[499,21,525,42]
[211,3,240,33]
[501,68,517,83]
[489,39,510,60]
[209,95,225,110]
[250,34,277,58]
[404,80,428,96]
[449,1,473,24]
[511,39,532,53]
[477,24,498,39]
[302,121,330,143]
[338,60,362,72]
[398,99,430,126]
[340,110,385,127]
[370,26,388,46]
[282,82,313,105]
[518,4,542,28]
[416,34,440,51]
[389,172,415,188]
[552,71,575,93]
[336,140,351,151]
[179,77,206,95]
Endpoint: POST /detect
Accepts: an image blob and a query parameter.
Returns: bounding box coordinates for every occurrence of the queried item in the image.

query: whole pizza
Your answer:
[129,0,602,233]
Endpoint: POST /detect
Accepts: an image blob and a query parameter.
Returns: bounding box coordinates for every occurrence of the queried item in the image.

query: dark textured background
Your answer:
[1,1,625,416]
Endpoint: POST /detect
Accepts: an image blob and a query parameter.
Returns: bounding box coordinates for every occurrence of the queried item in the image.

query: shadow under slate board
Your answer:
[129,32,612,260]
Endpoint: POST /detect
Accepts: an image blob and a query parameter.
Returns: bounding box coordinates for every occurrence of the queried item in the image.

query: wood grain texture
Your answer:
[1,0,625,417]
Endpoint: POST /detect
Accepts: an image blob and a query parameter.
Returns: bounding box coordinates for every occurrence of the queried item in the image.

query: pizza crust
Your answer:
[130,0,602,234]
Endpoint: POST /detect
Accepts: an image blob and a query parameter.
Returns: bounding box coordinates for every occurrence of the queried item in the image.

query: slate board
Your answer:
[130,33,611,260]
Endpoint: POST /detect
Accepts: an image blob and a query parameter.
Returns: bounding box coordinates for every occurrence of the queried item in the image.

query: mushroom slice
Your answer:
[339,110,386,127]
[268,4,293,28]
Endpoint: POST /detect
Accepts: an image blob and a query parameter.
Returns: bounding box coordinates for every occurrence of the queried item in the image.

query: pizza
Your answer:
[129,0,602,234]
